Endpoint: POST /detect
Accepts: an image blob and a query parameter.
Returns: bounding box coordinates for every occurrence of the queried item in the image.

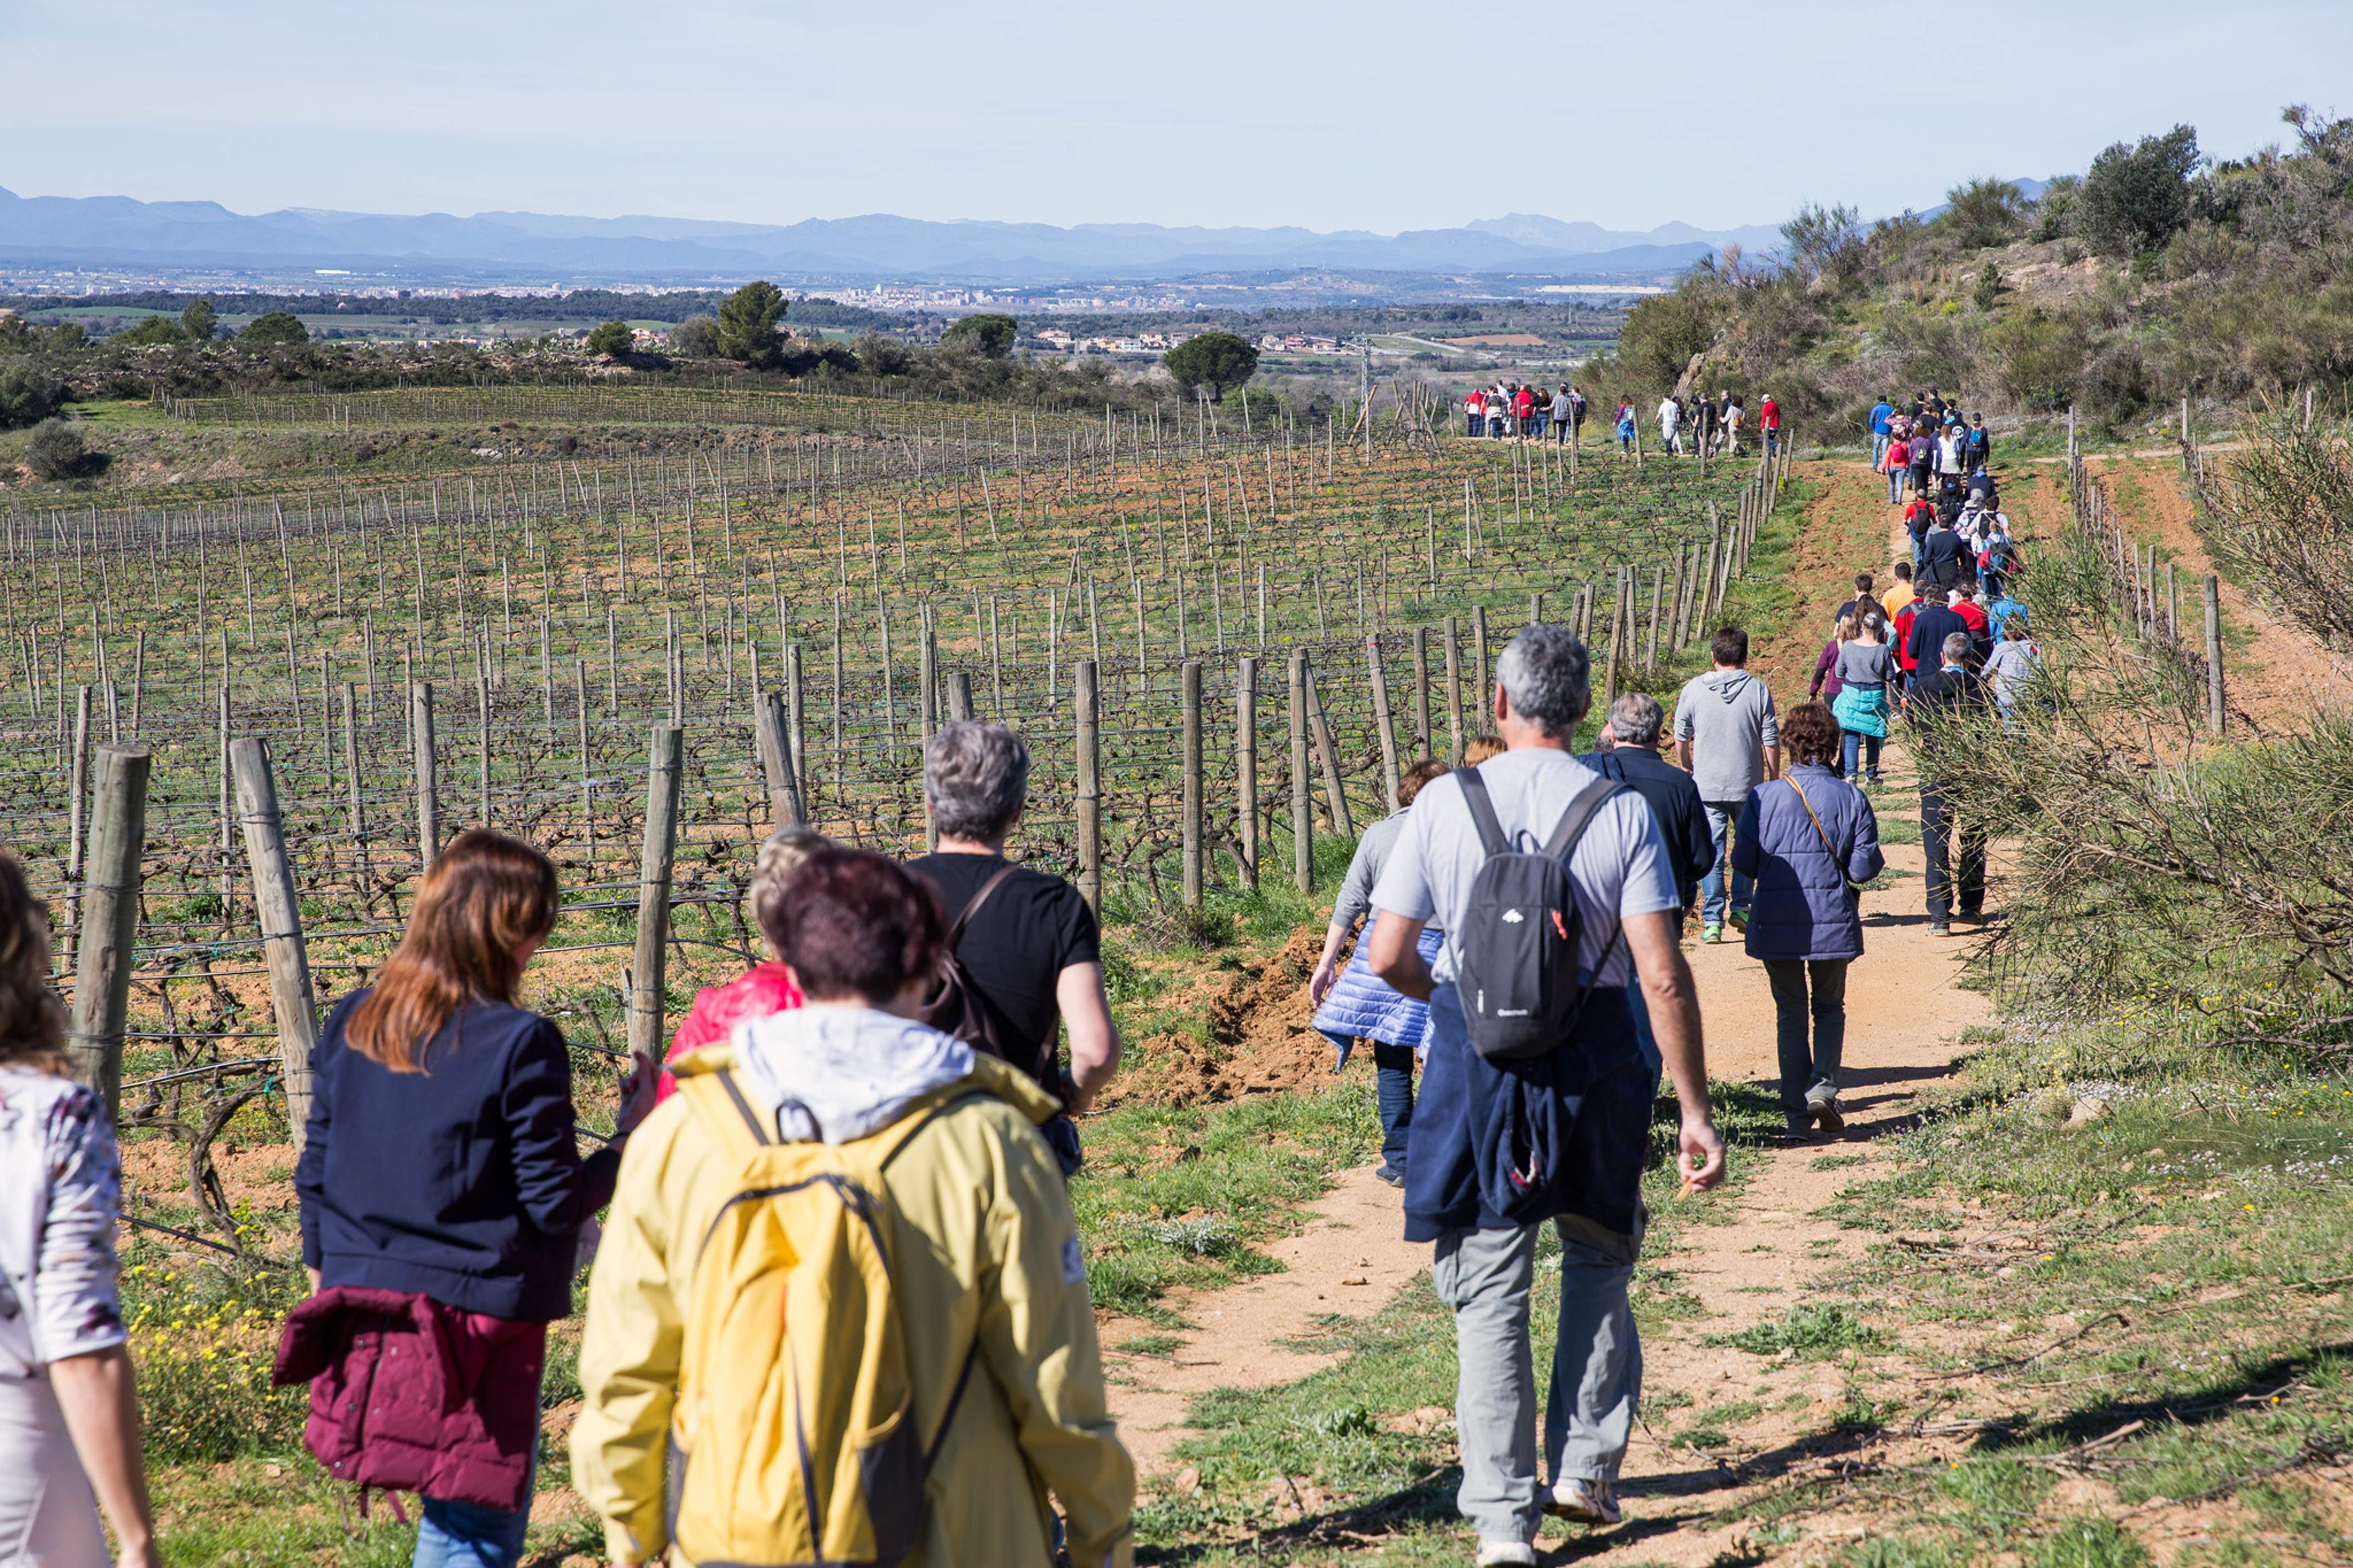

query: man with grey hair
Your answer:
[909,720,1120,1172]
[1366,626,1726,1556]
[1581,692,1715,1087]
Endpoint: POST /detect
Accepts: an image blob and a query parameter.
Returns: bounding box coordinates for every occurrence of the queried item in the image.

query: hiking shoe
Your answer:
[1728,910,1750,932]
[1929,920,1951,937]
[1701,924,1723,944]
[1375,1167,1406,1189]
[1808,1094,1845,1135]
[1783,1116,1818,1145]
[1474,1541,1538,1566]
[1545,1476,1623,1526]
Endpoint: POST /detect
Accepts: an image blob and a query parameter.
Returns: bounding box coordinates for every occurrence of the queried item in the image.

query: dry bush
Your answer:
[2193,414,2353,653]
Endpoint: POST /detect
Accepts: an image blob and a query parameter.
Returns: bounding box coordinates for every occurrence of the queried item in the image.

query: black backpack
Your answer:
[1454,768,1627,1062]
[918,862,1021,1070]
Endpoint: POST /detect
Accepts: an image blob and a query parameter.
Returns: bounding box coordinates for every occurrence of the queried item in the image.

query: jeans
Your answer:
[1887,466,1903,503]
[1430,1219,1642,1545]
[1699,800,1753,928]
[1920,784,1986,920]
[1467,414,1484,438]
[1872,432,1888,467]
[1839,729,1883,779]
[1322,1029,1417,1180]
[1761,958,1848,1119]
[414,1463,534,1568]
[1623,957,1662,1089]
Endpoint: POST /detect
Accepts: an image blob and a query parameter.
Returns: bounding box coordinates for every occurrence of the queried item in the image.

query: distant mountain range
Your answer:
[0,185,1792,283]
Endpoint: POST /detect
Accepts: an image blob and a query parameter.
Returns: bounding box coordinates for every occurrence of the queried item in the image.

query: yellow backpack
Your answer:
[668,1068,980,1567]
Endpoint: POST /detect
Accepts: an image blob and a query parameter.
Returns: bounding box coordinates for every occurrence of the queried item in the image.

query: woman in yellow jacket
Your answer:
[570,848,1134,1568]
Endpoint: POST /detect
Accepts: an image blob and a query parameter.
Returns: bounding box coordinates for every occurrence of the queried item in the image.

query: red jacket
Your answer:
[1514,388,1535,417]
[1893,601,1924,670]
[655,962,805,1102]
[273,1286,545,1512]
[1761,398,1781,429]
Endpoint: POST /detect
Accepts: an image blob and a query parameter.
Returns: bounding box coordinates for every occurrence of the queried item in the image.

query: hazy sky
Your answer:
[3,1,2342,233]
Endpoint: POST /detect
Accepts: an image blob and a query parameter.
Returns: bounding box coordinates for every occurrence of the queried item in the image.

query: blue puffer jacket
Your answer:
[1730,764,1884,962]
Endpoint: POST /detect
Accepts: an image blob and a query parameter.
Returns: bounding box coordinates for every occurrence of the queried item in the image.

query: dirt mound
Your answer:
[1117,925,1336,1108]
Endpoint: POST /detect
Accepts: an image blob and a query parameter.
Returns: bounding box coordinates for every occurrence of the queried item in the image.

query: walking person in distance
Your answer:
[1907,632,1991,935]
[1365,625,1726,1558]
[0,853,164,1568]
[1731,703,1883,1142]
[1673,627,1781,943]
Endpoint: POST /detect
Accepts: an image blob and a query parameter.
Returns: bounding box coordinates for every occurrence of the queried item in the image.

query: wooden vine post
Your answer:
[1288,648,1312,893]
[1075,660,1102,912]
[68,744,150,1124]
[1235,654,1259,891]
[753,690,806,828]
[231,737,321,1150]
[628,725,684,1059]
[412,681,439,869]
[1180,658,1203,908]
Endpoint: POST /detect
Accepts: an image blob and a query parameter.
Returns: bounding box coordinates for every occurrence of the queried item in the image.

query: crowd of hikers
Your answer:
[0,410,2029,1566]
[1460,379,1788,462]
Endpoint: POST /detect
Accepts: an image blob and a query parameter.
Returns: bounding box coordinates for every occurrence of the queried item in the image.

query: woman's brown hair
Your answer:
[0,853,67,1074]
[1397,758,1449,809]
[1781,702,1842,768]
[763,848,944,1005]
[348,829,559,1073]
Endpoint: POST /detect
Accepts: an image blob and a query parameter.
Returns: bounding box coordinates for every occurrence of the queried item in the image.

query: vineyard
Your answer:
[8,380,1784,1262]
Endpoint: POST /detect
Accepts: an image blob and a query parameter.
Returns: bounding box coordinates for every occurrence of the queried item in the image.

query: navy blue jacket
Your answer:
[1581,745,1714,913]
[297,991,620,1321]
[1907,600,1973,672]
[1403,985,1649,1246]
[1731,766,1884,962]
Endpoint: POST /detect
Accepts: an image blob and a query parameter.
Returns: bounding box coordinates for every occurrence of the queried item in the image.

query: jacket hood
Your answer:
[677,1009,1062,1140]
[730,1006,975,1144]
[1702,669,1756,704]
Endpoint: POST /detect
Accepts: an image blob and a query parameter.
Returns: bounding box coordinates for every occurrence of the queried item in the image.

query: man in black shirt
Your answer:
[1906,633,1988,935]
[1581,692,1714,1086]
[908,720,1121,1172]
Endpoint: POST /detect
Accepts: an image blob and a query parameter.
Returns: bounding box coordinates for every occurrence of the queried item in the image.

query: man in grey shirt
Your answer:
[1673,626,1780,942]
[1367,625,1727,1556]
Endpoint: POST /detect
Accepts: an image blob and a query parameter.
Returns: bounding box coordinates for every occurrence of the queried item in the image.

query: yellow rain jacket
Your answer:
[570,1039,1134,1567]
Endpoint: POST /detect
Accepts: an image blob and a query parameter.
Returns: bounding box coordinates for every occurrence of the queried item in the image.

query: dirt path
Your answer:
[1106,462,1997,1531]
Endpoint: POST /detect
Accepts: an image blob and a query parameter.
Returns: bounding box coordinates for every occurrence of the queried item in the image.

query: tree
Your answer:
[0,362,64,428]
[1780,203,1864,284]
[2077,125,2201,257]
[114,314,186,346]
[583,319,636,357]
[941,313,1017,358]
[240,311,309,345]
[1163,330,1259,402]
[670,316,720,356]
[1938,177,2030,251]
[715,281,788,367]
[853,332,909,375]
[181,299,219,343]
[25,419,86,480]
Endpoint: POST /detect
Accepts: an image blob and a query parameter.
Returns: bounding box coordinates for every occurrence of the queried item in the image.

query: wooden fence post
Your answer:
[1181,659,1203,908]
[1367,633,1400,807]
[63,686,91,971]
[753,690,805,828]
[1306,663,1354,840]
[230,737,320,1149]
[628,725,684,1059]
[340,682,373,910]
[67,744,149,1124]
[1075,660,1102,912]
[1235,654,1259,891]
[412,681,438,870]
[948,671,975,722]
[2204,575,2225,737]
[1443,615,1463,764]
[1412,626,1433,753]
[1289,648,1312,893]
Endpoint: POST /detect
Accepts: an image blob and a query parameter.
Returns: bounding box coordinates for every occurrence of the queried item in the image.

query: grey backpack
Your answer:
[1454,768,1626,1061]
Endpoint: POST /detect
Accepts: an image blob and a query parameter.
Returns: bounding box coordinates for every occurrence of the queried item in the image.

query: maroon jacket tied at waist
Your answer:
[273,1285,547,1512]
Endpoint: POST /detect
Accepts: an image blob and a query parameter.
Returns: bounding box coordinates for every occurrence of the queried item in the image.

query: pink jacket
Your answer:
[655,962,805,1102]
[273,1286,545,1512]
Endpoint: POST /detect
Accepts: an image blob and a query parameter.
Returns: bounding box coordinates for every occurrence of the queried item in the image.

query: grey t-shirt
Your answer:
[1673,668,1779,804]
[1834,641,1895,687]
[1369,747,1679,989]
[1331,808,1412,931]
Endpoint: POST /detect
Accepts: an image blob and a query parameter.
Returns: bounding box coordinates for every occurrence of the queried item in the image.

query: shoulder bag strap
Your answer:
[946,863,1020,949]
[1785,775,1869,894]
[677,1067,778,1153]
[1455,766,1509,858]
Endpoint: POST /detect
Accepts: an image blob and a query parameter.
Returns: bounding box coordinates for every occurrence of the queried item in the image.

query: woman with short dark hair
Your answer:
[1731,703,1884,1142]
[571,847,1134,1567]
[285,828,654,1568]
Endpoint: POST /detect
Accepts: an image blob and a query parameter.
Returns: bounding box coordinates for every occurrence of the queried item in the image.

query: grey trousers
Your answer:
[1429,1217,1644,1544]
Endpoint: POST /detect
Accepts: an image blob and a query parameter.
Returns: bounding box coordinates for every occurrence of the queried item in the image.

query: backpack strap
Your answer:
[1539,777,1627,861]
[678,1068,783,1155]
[1456,766,1509,858]
[945,862,1020,950]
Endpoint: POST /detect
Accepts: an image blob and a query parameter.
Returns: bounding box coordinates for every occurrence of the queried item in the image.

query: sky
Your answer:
[2,0,2344,235]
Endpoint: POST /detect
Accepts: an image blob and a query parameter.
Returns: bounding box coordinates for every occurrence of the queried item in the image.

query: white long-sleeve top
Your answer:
[0,1065,127,1377]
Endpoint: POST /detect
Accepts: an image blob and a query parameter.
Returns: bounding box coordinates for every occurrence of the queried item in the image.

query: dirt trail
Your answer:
[1107,463,1996,1539]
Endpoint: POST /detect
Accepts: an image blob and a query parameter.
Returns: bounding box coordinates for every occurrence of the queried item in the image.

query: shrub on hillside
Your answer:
[0,362,64,428]
[239,311,308,345]
[2075,125,2202,258]
[25,417,88,479]
[940,313,1017,358]
[583,319,635,357]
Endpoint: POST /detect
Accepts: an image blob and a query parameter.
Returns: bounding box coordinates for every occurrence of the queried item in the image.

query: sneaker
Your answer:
[1728,910,1749,932]
[1375,1166,1405,1189]
[1701,924,1723,944]
[1929,920,1951,937]
[1545,1475,1623,1526]
[1475,1542,1538,1566]
[1783,1116,1817,1145]
[1808,1094,1845,1135]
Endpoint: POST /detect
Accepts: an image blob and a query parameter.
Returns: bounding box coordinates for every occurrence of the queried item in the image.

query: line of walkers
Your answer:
[1465,381,1586,443]
[0,626,1993,1565]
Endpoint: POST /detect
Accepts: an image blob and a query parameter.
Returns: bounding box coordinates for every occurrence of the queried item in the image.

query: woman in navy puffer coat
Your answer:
[1732,702,1883,1142]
